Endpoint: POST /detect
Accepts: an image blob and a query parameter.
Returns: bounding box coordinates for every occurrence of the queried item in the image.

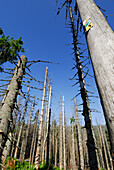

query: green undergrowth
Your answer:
[1,157,63,170]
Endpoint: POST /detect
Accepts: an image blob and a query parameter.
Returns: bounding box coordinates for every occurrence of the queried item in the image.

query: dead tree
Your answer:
[59,111,63,170]
[19,96,35,162]
[76,0,114,158]
[46,108,51,167]
[74,98,84,170]
[0,55,27,158]
[69,5,98,169]
[62,96,66,170]
[29,110,39,166]
[35,67,48,169]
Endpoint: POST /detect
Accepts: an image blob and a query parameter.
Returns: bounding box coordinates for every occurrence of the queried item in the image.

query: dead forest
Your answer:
[0,0,114,170]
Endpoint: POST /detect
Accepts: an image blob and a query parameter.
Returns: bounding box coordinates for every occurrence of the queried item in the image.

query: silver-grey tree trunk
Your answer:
[76,0,114,156]
[35,67,48,169]
[74,98,84,170]
[19,96,35,162]
[0,55,27,157]
[59,111,63,170]
[62,96,66,170]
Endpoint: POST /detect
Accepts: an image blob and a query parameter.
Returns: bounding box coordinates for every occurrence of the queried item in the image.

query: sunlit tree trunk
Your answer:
[96,124,105,169]
[29,110,39,165]
[19,96,35,162]
[69,5,98,169]
[55,128,58,167]
[76,0,114,157]
[62,96,66,170]
[74,98,84,170]
[14,87,30,159]
[35,67,48,169]
[59,111,63,170]
[46,108,51,167]
[71,121,76,170]
[1,132,12,163]
[99,124,110,170]
[0,55,27,157]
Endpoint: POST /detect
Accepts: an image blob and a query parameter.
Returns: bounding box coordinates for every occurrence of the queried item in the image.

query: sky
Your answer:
[0,0,114,125]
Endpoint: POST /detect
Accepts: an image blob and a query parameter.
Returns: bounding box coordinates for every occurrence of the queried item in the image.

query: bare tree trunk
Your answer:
[104,133,113,170]
[0,55,27,157]
[74,98,84,170]
[69,5,98,169]
[29,110,39,165]
[55,128,58,167]
[2,99,21,162]
[62,96,66,170]
[76,0,114,157]
[14,87,29,159]
[59,111,63,170]
[71,121,76,170]
[35,67,48,169]
[46,109,51,167]
[99,124,110,170]
[42,80,50,162]
[42,85,52,166]
[96,124,105,169]
[19,96,35,162]
[82,128,89,169]
[1,132,12,163]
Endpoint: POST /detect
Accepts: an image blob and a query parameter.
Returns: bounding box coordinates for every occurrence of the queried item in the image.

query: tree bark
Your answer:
[14,86,30,159]
[71,122,76,170]
[76,0,114,156]
[74,98,84,170]
[0,55,27,158]
[35,67,48,169]
[19,96,35,162]
[29,110,39,165]
[59,111,63,170]
[62,96,66,170]
[69,5,98,169]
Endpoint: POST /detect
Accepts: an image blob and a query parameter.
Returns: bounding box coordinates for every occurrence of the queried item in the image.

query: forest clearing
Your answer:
[0,0,114,169]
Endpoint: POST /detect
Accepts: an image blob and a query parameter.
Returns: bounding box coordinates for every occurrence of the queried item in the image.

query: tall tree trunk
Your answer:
[62,96,66,170]
[104,132,113,170]
[42,80,50,162]
[19,96,35,162]
[29,110,39,165]
[1,132,12,163]
[96,124,105,169]
[71,121,76,170]
[99,124,110,170]
[46,108,51,167]
[59,111,63,170]
[74,98,84,170]
[35,67,48,169]
[0,55,27,157]
[76,0,114,157]
[55,128,58,168]
[14,86,30,159]
[42,86,52,166]
[69,5,98,169]
[2,99,21,162]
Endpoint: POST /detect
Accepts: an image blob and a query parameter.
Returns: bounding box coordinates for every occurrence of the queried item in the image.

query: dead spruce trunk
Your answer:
[69,5,98,169]
[14,86,30,159]
[76,0,114,157]
[29,110,39,165]
[0,55,27,158]
[59,111,63,170]
[35,67,48,169]
[19,96,35,162]
[62,96,66,170]
[74,98,84,170]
